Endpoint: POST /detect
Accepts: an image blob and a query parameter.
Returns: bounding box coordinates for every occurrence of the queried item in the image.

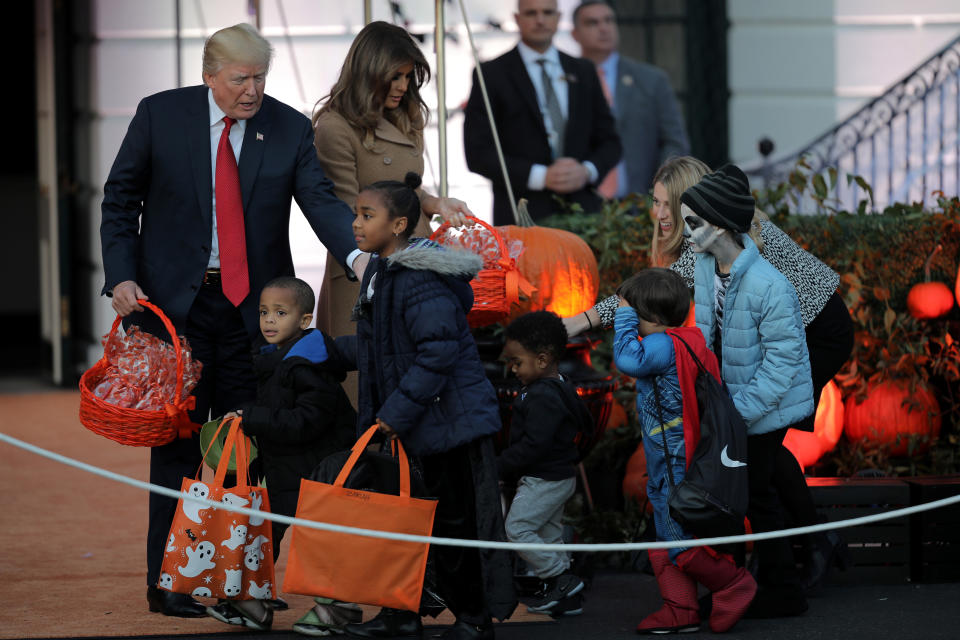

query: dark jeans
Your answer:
[146,282,256,586]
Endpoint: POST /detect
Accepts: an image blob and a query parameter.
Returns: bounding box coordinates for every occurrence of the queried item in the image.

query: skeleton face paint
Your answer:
[681,204,725,254]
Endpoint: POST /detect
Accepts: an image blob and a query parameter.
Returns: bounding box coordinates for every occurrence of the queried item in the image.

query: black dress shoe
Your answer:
[146,586,207,617]
[436,619,495,640]
[344,607,423,638]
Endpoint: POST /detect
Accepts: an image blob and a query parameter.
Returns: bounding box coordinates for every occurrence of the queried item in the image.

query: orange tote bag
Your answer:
[283,426,437,612]
[159,417,276,600]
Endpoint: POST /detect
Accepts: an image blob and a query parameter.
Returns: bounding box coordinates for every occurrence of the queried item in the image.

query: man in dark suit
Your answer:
[572,0,689,198]
[100,23,360,618]
[463,0,622,226]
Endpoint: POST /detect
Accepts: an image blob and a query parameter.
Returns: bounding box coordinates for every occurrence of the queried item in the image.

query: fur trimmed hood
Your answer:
[384,238,483,279]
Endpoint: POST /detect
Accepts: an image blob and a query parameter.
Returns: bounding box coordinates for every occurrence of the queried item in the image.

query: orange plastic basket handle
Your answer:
[429,215,509,262]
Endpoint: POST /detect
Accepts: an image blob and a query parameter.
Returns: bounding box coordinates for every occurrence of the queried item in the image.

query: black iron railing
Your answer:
[746,34,960,212]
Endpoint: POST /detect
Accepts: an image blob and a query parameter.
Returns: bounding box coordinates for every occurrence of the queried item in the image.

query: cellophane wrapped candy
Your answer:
[93,325,203,410]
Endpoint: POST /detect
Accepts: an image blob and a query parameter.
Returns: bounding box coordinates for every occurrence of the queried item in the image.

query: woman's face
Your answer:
[651,181,675,236]
[384,62,415,111]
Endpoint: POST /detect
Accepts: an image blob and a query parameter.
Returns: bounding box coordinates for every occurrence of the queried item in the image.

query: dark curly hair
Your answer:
[504,311,568,360]
[262,276,315,316]
[616,268,690,327]
[361,172,422,239]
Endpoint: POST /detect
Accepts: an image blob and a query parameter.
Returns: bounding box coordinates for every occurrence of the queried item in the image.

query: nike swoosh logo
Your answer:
[721,445,747,468]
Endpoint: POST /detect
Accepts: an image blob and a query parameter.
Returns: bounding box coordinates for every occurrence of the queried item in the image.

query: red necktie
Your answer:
[215,117,249,306]
[596,67,619,200]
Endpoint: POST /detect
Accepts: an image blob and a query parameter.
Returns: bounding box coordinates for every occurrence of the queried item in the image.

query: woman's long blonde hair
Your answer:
[650,157,766,265]
[312,21,430,150]
[651,156,711,266]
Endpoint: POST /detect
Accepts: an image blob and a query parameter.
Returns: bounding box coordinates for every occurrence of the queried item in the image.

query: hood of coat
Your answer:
[255,328,348,379]
[385,238,482,313]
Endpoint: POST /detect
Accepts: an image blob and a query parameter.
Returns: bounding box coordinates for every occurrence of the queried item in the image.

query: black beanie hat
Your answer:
[679,164,755,233]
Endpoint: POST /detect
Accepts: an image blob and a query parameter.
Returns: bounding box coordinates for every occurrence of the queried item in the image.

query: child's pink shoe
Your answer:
[636,549,700,634]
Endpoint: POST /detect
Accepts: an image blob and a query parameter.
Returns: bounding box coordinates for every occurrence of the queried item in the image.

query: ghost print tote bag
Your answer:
[158,417,276,600]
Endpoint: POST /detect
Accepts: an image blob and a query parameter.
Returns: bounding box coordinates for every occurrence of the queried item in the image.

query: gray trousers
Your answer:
[504,475,577,579]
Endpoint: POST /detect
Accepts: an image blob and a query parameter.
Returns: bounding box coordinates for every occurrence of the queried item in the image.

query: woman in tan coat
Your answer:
[312,21,470,348]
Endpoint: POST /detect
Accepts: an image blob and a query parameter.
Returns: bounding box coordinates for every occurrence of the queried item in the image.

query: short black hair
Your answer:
[361,172,423,239]
[503,311,568,360]
[573,0,615,27]
[261,276,315,315]
[617,268,690,327]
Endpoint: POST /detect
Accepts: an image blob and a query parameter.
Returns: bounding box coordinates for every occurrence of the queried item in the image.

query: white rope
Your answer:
[457,0,520,224]
[4,430,959,552]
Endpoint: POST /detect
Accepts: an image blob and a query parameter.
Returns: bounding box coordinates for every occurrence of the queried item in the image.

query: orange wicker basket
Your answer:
[430,216,534,327]
[79,300,199,447]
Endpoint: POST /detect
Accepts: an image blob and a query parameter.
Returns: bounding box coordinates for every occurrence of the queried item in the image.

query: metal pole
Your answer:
[435,0,448,197]
[363,0,372,25]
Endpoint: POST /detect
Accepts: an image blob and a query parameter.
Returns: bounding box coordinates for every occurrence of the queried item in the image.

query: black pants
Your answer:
[747,428,801,590]
[773,292,854,529]
[146,282,256,586]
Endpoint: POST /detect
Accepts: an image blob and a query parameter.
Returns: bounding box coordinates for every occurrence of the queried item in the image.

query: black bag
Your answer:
[653,334,749,538]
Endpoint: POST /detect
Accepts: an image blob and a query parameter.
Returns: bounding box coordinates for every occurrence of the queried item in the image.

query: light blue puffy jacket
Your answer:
[693,236,814,435]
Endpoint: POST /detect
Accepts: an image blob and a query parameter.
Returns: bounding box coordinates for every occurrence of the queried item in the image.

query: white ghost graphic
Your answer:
[182,481,211,524]
[177,541,217,578]
[191,586,212,598]
[245,535,269,555]
[248,580,273,600]
[166,533,177,553]
[244,546,263,571]
[248,492,265,526]
[221,492,249,509]
[223,568,243,598]
[221,524,247,550]
[158,573,174,590]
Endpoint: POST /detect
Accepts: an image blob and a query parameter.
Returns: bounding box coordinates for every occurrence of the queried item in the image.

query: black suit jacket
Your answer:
[101,85,356,337]
[463,47,622,225]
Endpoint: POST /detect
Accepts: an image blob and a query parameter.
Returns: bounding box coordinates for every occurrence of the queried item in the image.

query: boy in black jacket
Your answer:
[208,277,357,632]
[499,311,593,617]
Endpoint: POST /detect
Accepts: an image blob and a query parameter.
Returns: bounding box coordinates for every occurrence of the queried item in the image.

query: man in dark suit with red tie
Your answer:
[463,0,622,226]
[100,23,360,617]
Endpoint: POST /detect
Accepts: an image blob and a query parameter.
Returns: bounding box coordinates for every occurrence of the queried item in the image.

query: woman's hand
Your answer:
[377,418,398,441]
[423,194,472,227]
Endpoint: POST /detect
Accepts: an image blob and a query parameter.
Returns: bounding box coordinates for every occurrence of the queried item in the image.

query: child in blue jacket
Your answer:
[335,173,516,640]
[614,268,756,634]
[680,163,814,617]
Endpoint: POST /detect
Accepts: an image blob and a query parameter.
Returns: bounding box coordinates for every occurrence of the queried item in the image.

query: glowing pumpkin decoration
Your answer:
[499,200,599,322]
[622,444,653,514]
[783,380,845,469]
[844,380,941,456]
[907,245,954,320]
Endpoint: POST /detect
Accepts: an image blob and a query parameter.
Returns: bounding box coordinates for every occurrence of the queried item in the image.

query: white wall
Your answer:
[728,0,960,164]
[81,0,583,369]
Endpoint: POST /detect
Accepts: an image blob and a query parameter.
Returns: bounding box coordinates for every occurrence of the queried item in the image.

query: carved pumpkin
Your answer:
[622,444,653,514]
[907,245,954,319]
[844,380,942,456]
[499,201,599,321]
[783,380,844,469]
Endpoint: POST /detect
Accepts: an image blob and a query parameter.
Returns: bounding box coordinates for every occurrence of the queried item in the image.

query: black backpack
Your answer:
[652,333,749,538]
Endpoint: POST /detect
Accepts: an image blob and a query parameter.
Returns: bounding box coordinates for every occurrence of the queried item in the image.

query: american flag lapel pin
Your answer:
[256,132,264,141]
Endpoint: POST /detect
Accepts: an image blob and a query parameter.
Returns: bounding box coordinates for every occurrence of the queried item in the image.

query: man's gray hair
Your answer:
[202,23,274,77]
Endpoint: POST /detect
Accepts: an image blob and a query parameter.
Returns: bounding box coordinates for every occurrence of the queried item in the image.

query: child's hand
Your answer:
[617,296,630,308]
[377,418,398,441]
[224,410,242,419]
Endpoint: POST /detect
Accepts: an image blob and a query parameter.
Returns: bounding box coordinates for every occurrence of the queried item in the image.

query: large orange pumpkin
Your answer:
[907,245,954,319]
[783,380,844,469]
[844,380,942,456]
[498,201,599,321]
[622,445,653,513]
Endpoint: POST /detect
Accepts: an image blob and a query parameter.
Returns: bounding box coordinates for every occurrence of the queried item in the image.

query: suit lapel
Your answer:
[186,86,213,230]
[238,98,272,212]
[504,48,547,139]
[560,54,583,143]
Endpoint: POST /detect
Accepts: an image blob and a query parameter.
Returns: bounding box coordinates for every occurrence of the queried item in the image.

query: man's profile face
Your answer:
[515,0,560,53]
[572,3,619,57]
[204,62,267,121]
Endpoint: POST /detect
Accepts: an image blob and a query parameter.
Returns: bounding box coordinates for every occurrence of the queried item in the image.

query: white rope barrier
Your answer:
[4,430,960,552]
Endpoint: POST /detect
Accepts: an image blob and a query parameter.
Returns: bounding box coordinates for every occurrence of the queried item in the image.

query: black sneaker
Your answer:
[547,592,583,618]
[526,573,584,612]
